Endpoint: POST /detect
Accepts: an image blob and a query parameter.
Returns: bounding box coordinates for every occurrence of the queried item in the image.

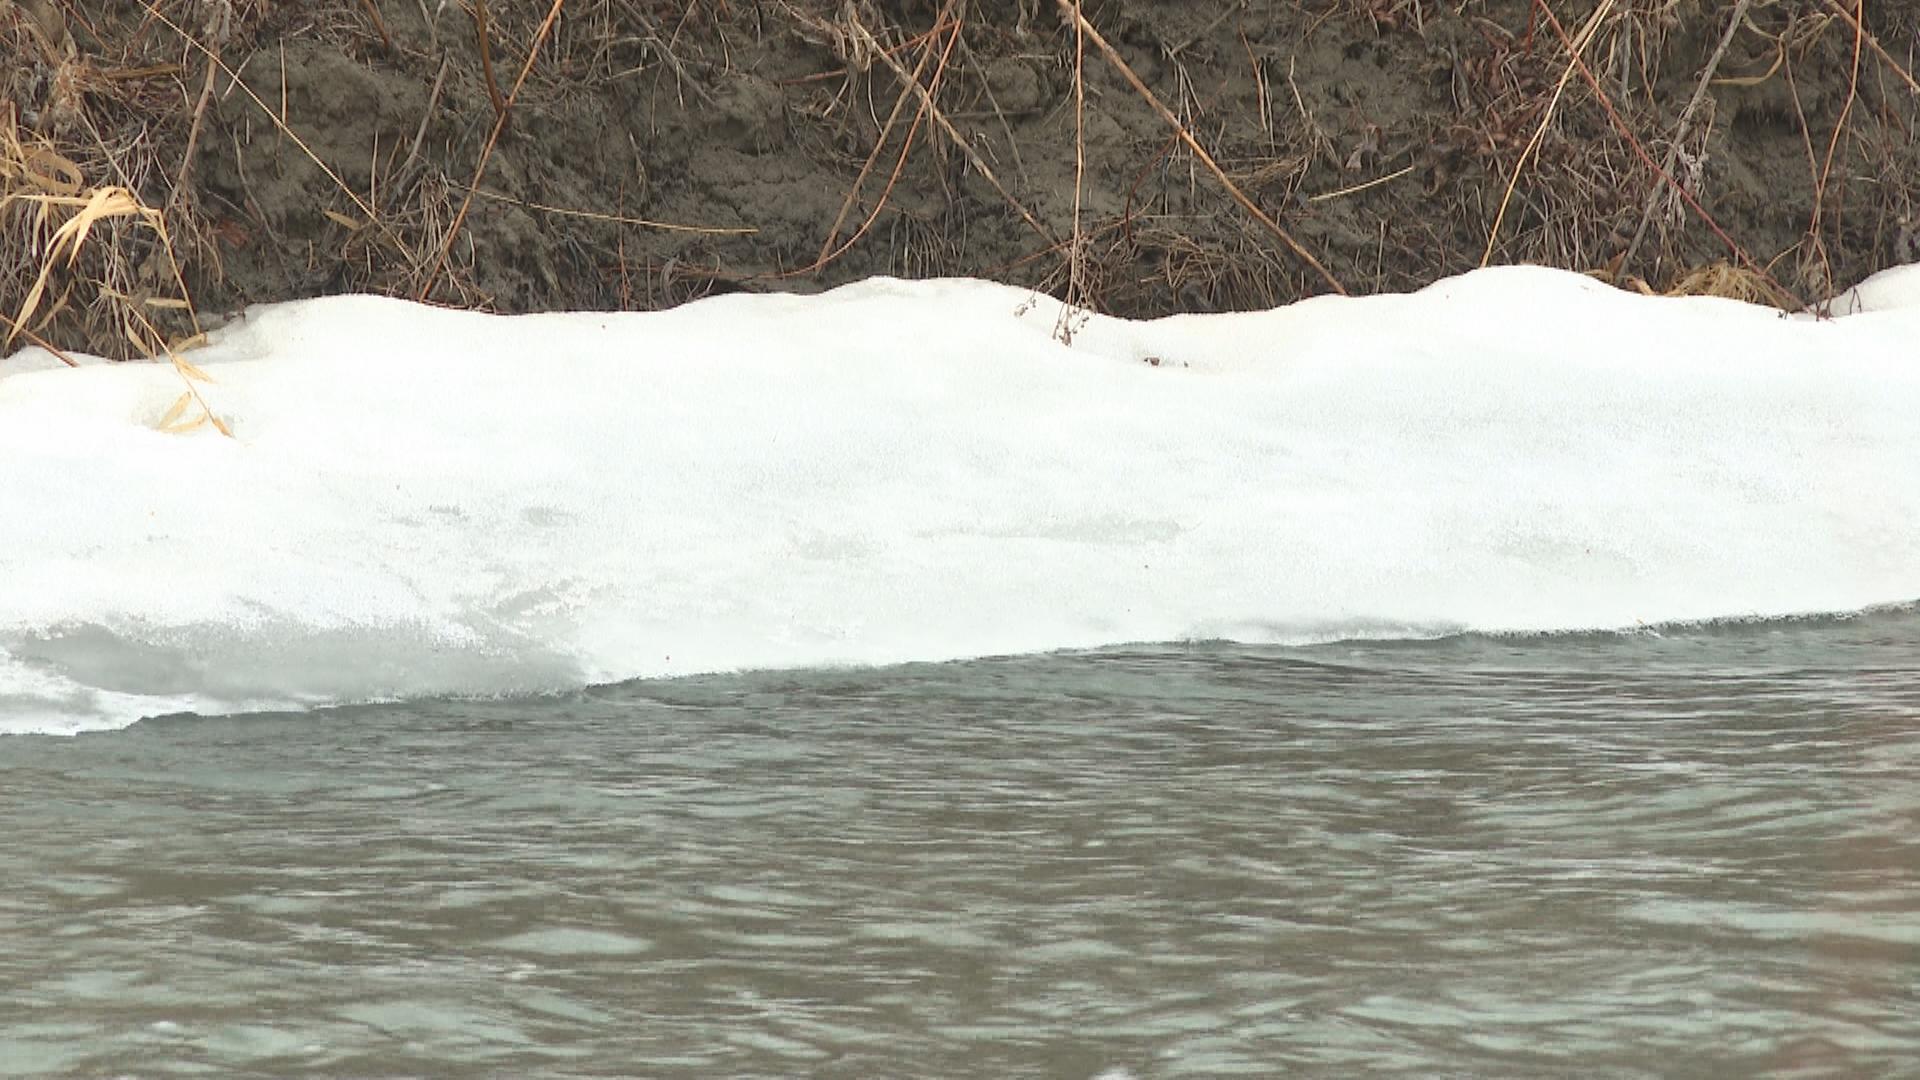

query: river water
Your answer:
[4,615,1917,1078]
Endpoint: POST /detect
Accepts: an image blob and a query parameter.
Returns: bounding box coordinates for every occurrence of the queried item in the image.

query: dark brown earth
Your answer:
[5,1,1918,356]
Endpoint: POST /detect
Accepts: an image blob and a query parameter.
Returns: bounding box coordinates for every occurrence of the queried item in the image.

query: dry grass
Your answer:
[1664,260,1796,307]
[2,1,207,360]
[2,85,223,430]
[2,0,1915,364]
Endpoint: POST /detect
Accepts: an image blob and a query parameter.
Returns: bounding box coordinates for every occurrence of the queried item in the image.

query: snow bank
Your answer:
[1824,262,1920,316]
[3,266,1918,733]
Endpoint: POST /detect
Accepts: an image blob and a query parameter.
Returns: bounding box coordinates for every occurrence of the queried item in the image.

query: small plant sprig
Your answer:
[152,346,229,437]
[128,307,228,438]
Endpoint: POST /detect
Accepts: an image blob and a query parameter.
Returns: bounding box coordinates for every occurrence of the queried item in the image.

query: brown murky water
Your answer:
[4,616,1918,1078]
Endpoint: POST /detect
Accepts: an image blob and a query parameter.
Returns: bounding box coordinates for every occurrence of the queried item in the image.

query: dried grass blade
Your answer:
[157,392,193,430]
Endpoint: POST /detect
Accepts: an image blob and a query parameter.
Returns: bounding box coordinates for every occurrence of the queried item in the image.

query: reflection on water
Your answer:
[4,614,1918,1077]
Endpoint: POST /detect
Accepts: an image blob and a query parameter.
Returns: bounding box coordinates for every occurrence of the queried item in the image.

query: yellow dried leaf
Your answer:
[8,265,52,348]
[157,392,192,430]
[322,209,363,231]
[173,357,214,383]
[22,147,83,196]
[49,187,143,265]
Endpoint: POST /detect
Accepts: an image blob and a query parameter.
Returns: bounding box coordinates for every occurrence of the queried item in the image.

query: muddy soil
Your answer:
[5,1,1918,352]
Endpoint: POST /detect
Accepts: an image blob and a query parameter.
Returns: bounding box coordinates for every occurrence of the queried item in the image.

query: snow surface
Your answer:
[3,266,1918,734]
[1822,261,1920,316]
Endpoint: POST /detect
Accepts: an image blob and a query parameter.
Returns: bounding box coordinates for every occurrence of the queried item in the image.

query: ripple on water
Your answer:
[487,928,654,956]
[2,624,1918,1076]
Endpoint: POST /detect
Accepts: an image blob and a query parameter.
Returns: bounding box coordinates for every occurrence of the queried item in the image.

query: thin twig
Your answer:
[804,20,962,275]
[1820,0,1920,95]
[1308,163,1415,203]
[1623,0,1750,270]
[139,0,403,252]
[417,0,567,302]
[1066,0,1087,329]
[1485,0,1611,268]
[954,32,1027,179]
[473,0,508,124]
[394,51,451,195]
[357,0,395,52]
[1809,0,1863,235]
[847,13,1057,249]
[450,182,756,234]
[612,0,717,106]
[816,6,956,266]
[167,44,221,219]
[0,310,81,366]
[1055,0,1346,295]
[1532,0,1800,307]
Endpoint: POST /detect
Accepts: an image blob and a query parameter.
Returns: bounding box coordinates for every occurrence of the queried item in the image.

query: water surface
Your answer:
[5,615,1918,1077]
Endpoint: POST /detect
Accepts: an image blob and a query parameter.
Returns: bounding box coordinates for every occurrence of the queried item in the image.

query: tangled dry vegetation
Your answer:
[2,0,1917,361]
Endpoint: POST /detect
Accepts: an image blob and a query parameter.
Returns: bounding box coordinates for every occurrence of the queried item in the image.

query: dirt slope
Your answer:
[4,1,1916,355]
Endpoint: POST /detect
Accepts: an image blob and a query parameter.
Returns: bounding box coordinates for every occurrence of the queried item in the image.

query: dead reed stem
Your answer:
[168,45,220,219]
[1055,0,1346,296]
[451,182,755,234]
[1067,0,1087,329]
[816,5,957,268]
[848,12,1057,250]
[1820,0,1920,95]
[1622,0,1751,270]
[139,0,399,248]
[808,21,962,274]
[395,53,451,193]
[417,0,568,302]
[0,310,80,367]
[1809,1,1864,238]
[1484,0,1611,268]
[1531,0,1800,307]
[473,0,509,124]
[357,0,395,52]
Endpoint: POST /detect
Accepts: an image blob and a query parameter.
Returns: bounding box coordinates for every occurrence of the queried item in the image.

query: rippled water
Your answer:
[5,614,1918,1077]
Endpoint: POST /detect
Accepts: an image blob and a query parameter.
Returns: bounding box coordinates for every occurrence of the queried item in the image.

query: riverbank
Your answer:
[4,1,1916,356]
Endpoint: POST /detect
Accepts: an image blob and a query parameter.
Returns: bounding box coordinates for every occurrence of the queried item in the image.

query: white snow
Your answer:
[3,265,1918,734]
[1822,261,1920,316]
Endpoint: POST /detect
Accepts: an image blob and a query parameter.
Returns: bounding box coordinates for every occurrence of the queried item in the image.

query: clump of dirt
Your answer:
[4,0,1917,357]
